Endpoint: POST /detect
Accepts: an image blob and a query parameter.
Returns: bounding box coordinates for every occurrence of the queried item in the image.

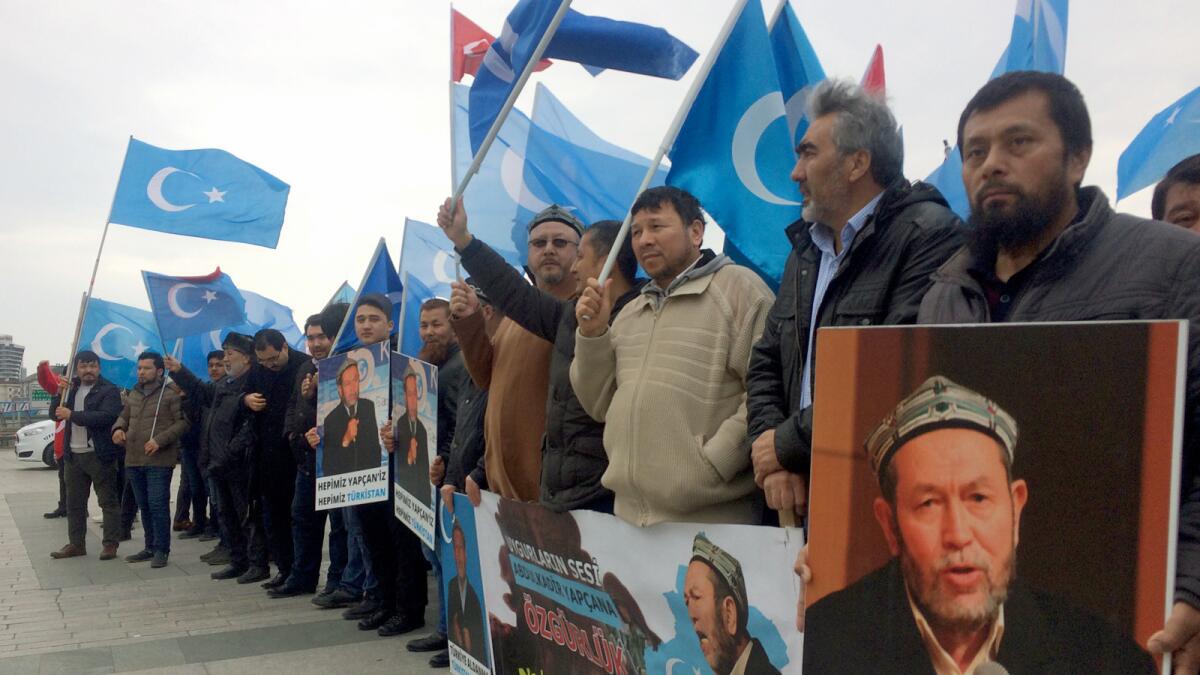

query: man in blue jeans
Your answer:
[111,352,188,569]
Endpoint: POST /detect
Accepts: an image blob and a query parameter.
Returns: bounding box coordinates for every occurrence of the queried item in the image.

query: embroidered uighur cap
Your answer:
[691,533,747,616]
[864,375,1018,480]
[527,204,584,237]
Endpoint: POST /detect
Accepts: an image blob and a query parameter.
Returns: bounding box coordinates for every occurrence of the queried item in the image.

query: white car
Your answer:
[13,420,56,467]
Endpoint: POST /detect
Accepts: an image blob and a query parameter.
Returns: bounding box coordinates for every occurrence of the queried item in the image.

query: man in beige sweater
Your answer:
[572,187,774,526]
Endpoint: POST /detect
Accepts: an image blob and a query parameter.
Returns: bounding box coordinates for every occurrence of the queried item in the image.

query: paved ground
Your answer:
[0,451,444,674]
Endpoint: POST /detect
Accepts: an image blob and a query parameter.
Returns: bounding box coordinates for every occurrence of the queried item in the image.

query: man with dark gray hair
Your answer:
[747,79,965,522]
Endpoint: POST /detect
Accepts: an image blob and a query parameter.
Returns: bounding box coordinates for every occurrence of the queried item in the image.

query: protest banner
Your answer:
[804,322,1184,674]
[441,493,492,675]
[473,492,803,674]
[392,352,439,547]
[314,342,390,510]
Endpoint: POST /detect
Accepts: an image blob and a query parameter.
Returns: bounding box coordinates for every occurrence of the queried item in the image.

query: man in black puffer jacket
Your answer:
[746,79,964,523]
[169,332,265,582]
[436,200,641,514]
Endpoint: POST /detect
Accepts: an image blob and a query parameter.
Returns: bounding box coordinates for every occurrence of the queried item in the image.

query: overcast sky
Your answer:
[1,0,1196,371]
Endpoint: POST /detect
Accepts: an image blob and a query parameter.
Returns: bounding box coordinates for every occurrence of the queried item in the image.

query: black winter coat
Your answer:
[246,349,307,469]
[174,366,253,478]
[746,179,964,474]
[50,376,123,462]
[284,359,318,476]
[460,237,641,511]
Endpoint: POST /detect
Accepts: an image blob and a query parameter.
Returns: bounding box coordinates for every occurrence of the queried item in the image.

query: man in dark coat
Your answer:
[321,357,382,477]
[48,350,124,561]
[746,78,964,523]
[804,376,1154,674]
[917,71,1200,668]
[436,200,643,514]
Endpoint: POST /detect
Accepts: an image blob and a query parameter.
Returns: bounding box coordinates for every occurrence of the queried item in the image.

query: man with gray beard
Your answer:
[803,376,1153,674]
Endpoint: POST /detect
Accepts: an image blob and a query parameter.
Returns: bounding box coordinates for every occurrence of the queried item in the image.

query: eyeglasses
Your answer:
[528,237,578,250]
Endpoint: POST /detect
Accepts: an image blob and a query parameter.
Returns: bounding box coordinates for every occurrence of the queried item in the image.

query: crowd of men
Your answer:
[40,70,1200,673]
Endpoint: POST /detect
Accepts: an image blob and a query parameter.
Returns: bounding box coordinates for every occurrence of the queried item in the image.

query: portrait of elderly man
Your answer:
[321,358,382,477]
[803,376,1155,674]
[684,534,780,675]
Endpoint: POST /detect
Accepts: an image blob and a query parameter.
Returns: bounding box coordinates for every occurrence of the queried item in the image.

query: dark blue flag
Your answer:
[142,268,248,342]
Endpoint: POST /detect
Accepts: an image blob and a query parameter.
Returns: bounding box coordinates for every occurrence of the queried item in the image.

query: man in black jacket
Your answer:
[48,350,124,561]
[746,79,964,522]
[918,71,1200,672]
[244,328,307,592]
[170,333,267,583]
[436,200,641,514]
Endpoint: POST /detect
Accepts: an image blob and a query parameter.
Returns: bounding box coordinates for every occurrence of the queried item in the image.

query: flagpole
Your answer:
[450,0,573,204]
[449,7,463,281]
[594,0,749,288]
[64,137,131,384]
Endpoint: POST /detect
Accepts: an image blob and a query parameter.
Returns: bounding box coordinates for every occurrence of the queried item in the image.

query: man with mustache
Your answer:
[919,71,1200,672]
[804,376,1154,674]
[746,78,964,524]
[684,533,780,675]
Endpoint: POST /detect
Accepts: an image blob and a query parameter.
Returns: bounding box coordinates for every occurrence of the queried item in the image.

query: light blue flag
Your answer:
[1117,87,1200,201]
[79,298,162,390]
[399,274,438,356]
[667,0,801,285]
[769,1,826,148]
[991,0,1070,77]
[110,138,290,248]
[521,83,668,228]
[468,0,566,154]
[327,281,357,307]
[453,83,534,267]
[399,218,457,301]
[545,10,697,80]
[170,290,306,377]
[331,239,405,354]
[142,268,248,342]
[928,0,1070,219]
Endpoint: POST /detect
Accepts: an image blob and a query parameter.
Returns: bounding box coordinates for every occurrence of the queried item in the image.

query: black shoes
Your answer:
[179,526,205,539]
[150,552,169,568]
[312,588,359,609]
[378,613,424,637]
[407,633,448,652]
[342,599,380,621]
[261,573,288,590]
[43,509,66,519]
[236,566,270,584]
[211,565,247,580]
[429,651,450,668]
[357,609,394,631]
[268,584,315,599]
[124,549,154,563]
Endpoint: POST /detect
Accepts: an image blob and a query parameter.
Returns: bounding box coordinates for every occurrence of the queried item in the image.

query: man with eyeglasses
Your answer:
[435,201,580,503]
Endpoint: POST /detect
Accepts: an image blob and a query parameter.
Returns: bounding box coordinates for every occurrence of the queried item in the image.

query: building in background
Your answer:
[0,336,25,379]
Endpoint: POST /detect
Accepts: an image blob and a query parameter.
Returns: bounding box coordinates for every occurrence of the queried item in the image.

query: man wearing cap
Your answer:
[436,200,580,503]
[438,197,640,514]
[803,376,1155,674]
[685,533,780,675]
[169,333,267,582]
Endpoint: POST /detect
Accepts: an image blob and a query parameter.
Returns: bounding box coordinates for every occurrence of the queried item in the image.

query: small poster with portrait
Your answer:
[391,352,438,547]
[803,322,1184,674]
[314,343,390,510]
[440,492,491,675]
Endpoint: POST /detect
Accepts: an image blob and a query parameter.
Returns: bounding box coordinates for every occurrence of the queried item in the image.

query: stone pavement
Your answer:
[0,452,443,674]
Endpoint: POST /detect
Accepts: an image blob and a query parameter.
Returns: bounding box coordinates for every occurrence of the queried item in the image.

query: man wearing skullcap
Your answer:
[803,376,1154,674]
[685,533,781,675]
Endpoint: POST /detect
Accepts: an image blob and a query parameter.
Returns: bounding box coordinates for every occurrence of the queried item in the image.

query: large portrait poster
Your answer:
[441,493,492,675]
[475,492,804,674]
[804,322,1184,675]
[314,343,390,510]
[392,352,438,547]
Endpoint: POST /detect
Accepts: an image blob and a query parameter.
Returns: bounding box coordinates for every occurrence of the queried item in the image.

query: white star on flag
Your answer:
[132,340,149,357]
[204,187,226,203]
[202,290,218,304]
[1166,107,1182,126]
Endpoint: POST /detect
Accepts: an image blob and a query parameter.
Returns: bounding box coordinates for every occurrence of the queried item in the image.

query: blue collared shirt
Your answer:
[799,193,883,408]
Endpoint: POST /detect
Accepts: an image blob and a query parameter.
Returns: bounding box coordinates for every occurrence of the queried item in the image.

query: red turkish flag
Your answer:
[451,7,551,82]
[860,44,886,98]
[37,361,66,459]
